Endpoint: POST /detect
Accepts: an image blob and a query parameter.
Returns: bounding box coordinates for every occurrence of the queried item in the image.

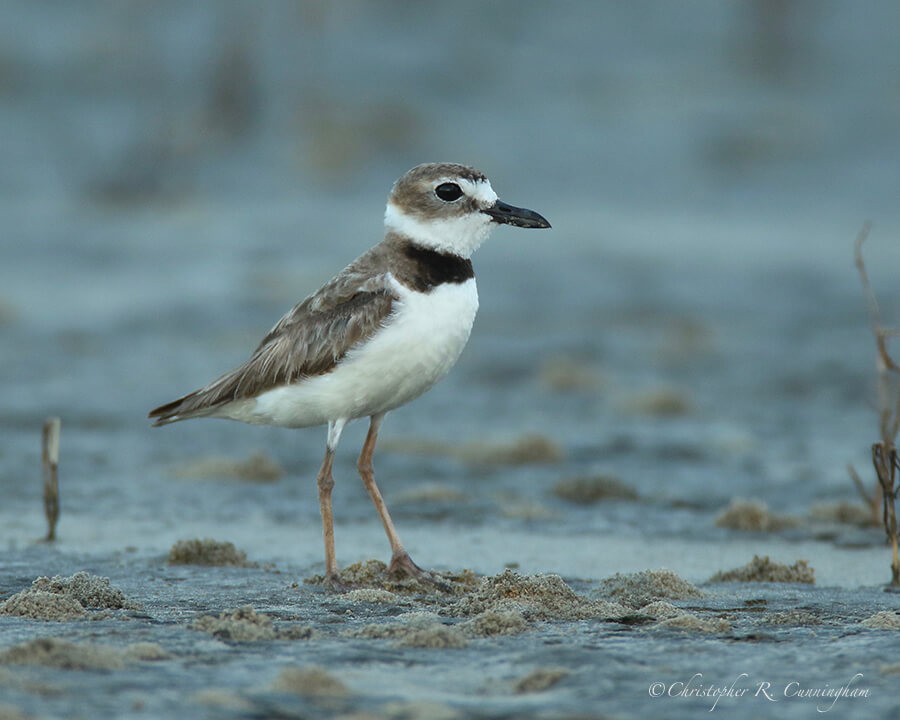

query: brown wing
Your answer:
[149,264,395,425]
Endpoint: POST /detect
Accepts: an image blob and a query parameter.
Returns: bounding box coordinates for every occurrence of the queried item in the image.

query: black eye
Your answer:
[435,182,463,202]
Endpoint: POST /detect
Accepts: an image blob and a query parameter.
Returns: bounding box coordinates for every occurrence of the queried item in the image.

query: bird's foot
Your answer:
[326,571,353,593]
[388,552,453,592]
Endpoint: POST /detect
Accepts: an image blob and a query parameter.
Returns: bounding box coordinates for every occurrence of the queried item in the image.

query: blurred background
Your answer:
[3,0,900,572]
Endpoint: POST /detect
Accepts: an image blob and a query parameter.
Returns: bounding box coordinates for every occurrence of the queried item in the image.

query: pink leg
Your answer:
[317,419,348,591]
[358,414,448,588]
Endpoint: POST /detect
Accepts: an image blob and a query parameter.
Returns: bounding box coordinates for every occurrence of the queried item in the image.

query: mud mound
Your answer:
[346,612,467,649]
[709,555,814,584]
[306,560,477,596]
[539,355,603,392]
[762,610,820,626]
[191,606,314,642]
[0,572,137,621]
[452,570,629,621]
[168,538,254,567]
[596,569,703,608]
[0,591,86,621]
[0,703,29,720]
[342,588,401,603]
[274,665,350,697]
[393,483,465,504]
[459,609,529,637]
[124,642,172,661]
[809,502,877,527]
[624,387,691,416]
[173,451,284,482]
[715,499,797,532]
[458,434,563,465]
[552,475,638,503]
[514,667,569,693]
[383,434,563,466]
[861,611,900,629]
[0,638,124,670]
[638,601,683,620]
[657,613,731,634]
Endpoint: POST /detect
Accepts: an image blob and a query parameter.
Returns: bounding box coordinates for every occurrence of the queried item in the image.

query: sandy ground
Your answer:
[2,525,900,719]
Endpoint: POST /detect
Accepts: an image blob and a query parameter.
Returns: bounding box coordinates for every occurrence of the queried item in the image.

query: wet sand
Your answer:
[2,530,900,719]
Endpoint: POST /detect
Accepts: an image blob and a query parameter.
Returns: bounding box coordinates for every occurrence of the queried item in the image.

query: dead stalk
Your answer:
[854,224,900,586]
[42,417,60,542]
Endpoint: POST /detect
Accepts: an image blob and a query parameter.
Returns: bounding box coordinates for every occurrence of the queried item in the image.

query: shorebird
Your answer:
[149,163,551,590]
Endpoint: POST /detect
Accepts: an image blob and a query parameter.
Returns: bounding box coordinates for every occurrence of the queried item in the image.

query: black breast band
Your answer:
[402,243,474,291]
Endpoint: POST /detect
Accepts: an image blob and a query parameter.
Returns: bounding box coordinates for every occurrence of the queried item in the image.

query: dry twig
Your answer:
[42,417,60,541]
[854,224,900,586]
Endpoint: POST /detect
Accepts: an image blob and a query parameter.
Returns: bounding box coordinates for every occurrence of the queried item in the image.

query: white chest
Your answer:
[342,276,480,411]
[244,277,479,427]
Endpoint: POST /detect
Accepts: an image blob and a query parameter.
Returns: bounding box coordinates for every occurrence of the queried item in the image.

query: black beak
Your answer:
[482,200,551,229]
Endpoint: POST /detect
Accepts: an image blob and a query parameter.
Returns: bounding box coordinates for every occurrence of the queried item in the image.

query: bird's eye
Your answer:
[435,182,463,202]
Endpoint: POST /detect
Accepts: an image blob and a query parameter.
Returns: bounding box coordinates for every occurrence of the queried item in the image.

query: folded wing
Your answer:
[149,269,395,425]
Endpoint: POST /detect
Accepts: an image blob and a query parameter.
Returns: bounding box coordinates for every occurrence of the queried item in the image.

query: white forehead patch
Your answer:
[452,178,498,208]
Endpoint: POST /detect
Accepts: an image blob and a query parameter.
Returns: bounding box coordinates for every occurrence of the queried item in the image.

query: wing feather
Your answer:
[149,263,396,425]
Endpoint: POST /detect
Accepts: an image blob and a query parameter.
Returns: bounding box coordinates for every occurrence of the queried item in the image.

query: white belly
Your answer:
[228,277,479,428]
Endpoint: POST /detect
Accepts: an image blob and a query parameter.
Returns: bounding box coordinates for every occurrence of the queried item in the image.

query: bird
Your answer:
[148,162,551,590]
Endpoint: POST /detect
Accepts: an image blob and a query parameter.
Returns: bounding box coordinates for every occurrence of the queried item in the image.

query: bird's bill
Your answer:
[482,200,551,229]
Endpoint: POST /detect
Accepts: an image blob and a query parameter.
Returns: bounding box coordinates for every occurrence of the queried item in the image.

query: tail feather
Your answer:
[148,393,203,426]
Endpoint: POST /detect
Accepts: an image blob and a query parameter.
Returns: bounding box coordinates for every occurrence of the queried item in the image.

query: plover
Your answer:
[149,163,550,590]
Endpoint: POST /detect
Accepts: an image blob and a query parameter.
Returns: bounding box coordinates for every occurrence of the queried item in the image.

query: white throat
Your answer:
[387,204,498,257]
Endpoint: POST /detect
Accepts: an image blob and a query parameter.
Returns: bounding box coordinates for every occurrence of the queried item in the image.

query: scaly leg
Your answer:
[358,413,449,589]
[317,418,347,591]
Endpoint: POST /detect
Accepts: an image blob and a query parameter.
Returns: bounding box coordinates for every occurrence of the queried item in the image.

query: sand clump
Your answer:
[349,606,530,644]
[552,474,638,503]
[397,625,468,649]
[123,642,172,661]
[514,667,569,693]
[497,494,557,521]
[596,569,703,608]
[0,638,124,670]
[190,689,254,711]
[307,560,477,596]
[168,538,254,567]
[0,704,29,720]
[657,613,731,634]
[452,570,630,621]
[173,451,284,482]
[809,502,877,527]
[539,355,603,392]
[347,612,468,649]
[762,610,820,626]
[594,572,721,632]
[637,601,684,620]
[0,572,137,621]
[459,434,563,465]
[382,434,563,466]
[709,555,815,584]
[382,701,462,720]
[191,606,314,642]
[861,611,900,630]
[342,588,402,604]
[0,592,85,621]
[624,387,691,416]
[714,498,797,532]
[393,483,465,504]
[273,665,350,697]
[459,609,530,637]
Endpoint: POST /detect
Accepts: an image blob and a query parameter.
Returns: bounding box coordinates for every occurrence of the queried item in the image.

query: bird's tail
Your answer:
[147,393,208,426]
